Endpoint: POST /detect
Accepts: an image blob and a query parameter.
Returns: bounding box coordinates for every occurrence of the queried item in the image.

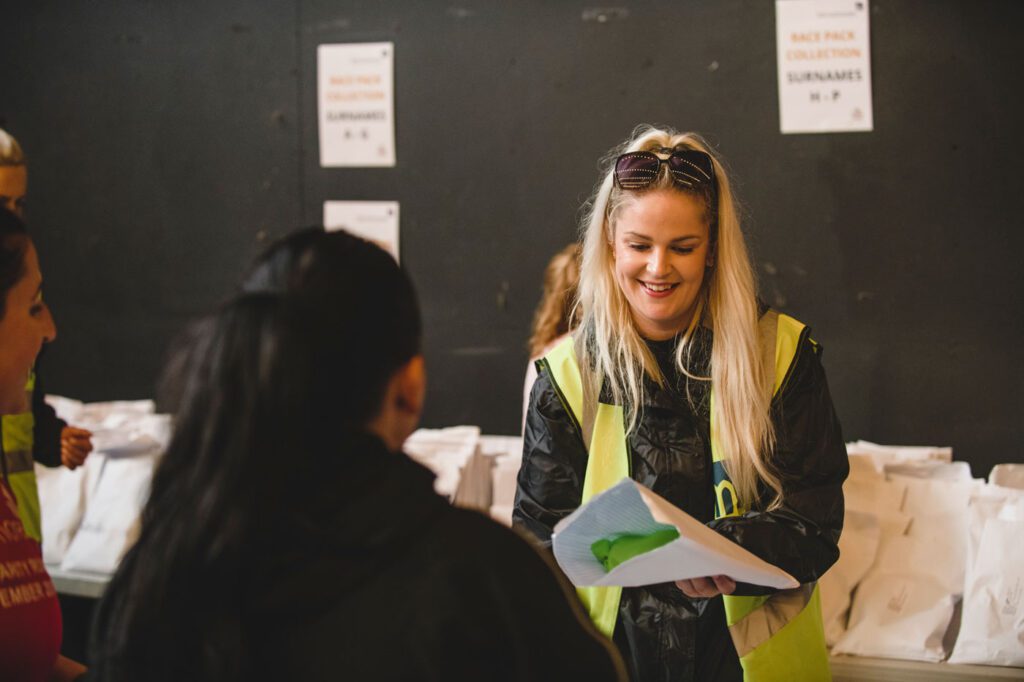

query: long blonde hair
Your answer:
[576,125,782,508]
[528,243,581,358]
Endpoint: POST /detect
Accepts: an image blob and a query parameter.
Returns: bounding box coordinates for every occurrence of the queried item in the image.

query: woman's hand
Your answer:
[60,426,93,469]
[675,575,736,598]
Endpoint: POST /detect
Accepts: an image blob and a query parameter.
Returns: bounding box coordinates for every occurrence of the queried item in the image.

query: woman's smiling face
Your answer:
[0,240,56,413]
[611,189,712,340]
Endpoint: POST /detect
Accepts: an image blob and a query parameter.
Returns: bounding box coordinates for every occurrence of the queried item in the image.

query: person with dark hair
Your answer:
[0,126,93,543]
[0,207,87,680]
[88,227,626,681]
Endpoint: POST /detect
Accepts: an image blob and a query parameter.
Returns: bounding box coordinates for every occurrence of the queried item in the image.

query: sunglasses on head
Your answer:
[613,147,717,194]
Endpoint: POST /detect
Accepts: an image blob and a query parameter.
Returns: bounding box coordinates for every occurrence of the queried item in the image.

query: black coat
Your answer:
[513,325,848,682]
[31,366,65,468]
[244,433,628,681]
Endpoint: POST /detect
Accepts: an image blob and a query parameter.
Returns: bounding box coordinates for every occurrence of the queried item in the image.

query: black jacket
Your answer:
[513,324,848,682]
[243,433,627,681]
[32,368,65,467]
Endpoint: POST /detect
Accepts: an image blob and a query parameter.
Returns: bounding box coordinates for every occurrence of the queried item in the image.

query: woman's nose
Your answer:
[647,248,669,276]
[42,303,57,343]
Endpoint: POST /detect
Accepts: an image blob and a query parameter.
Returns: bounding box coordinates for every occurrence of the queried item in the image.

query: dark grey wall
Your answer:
[2,1,1022,476]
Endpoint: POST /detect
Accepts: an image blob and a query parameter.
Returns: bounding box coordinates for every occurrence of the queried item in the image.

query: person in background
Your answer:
[88,227,627,681]
[0,127,92,542]
[0,207,87,680]
[514,126,847,681]
[522,242,581,432]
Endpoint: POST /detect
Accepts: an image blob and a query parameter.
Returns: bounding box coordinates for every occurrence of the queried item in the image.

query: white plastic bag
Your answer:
[34,453,106,565]
[833,536,957,661]
[832,476,981,661]
[883,460,973,481]
[404,426,480,499]
[989,464,1024,491]
[949,491,1024,665]
[846,440,952,469]
[820,509,881,646]
[60,452,158,574]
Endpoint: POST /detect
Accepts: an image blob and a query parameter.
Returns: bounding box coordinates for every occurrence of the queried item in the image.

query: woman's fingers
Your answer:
[675,577,715,597]
[711,574,736,595]
[675,575,736,598]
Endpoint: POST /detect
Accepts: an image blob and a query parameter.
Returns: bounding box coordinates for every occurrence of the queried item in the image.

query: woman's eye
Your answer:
[672,246,695,255]
[628,243,650,252]
[30,293,45,316]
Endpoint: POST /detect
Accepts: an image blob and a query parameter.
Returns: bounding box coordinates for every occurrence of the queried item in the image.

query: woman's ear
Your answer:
[396,355,426,417]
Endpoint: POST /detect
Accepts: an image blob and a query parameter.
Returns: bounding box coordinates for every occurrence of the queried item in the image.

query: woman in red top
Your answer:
[0,207,85,681]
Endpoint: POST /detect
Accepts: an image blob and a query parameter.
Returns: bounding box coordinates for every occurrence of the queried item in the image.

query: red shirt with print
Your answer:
[0,479,61,681]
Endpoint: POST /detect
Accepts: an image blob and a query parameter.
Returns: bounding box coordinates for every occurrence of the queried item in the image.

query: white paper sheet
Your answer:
[775,0,873,133]
[324,200,400,262]
[317,42,395,167]
[552,478,798,589]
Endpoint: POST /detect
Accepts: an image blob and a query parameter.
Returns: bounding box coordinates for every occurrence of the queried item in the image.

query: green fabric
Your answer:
[591,527,680,572]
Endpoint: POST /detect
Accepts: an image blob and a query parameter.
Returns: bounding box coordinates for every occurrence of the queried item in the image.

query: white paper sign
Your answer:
[317,42,396,167]
[324,200,400,262]
[552,478,798,589]
[776,0,873,133]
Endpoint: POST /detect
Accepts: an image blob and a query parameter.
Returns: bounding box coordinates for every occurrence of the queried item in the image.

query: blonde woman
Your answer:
[521,243,581,432]
[513,126,847,682]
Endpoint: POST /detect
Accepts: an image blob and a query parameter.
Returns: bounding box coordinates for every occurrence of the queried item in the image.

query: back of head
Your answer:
[90,227,422,681]
[239,227,422,429]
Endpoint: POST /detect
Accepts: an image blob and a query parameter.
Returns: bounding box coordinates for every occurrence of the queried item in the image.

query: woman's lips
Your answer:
[639,281,679,298]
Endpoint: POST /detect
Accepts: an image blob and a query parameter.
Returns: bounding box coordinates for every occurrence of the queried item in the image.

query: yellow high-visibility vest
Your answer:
[1,372,42,542]
[541,311,831,681]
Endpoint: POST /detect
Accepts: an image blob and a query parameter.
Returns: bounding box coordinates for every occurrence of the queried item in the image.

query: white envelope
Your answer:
[552,478,798,589]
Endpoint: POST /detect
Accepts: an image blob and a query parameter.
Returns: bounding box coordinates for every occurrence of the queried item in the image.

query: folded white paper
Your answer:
[552,478,798,589]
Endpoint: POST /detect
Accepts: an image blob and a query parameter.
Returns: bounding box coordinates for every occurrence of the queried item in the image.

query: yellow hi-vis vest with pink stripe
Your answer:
[542,311,831,682]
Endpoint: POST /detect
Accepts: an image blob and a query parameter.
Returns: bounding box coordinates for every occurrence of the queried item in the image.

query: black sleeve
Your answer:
[471,516,629,681]
[31,372,65,468]
[708,337,848,593]
[512,367,589,549]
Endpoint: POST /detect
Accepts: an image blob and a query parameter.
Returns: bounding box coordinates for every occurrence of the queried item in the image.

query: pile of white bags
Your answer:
[403,426,482,501]
[34,398,170,575]
[948,485,1024,666]
[825,440,1024,667]
[483,436,523,526]
[403,428,523,515]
